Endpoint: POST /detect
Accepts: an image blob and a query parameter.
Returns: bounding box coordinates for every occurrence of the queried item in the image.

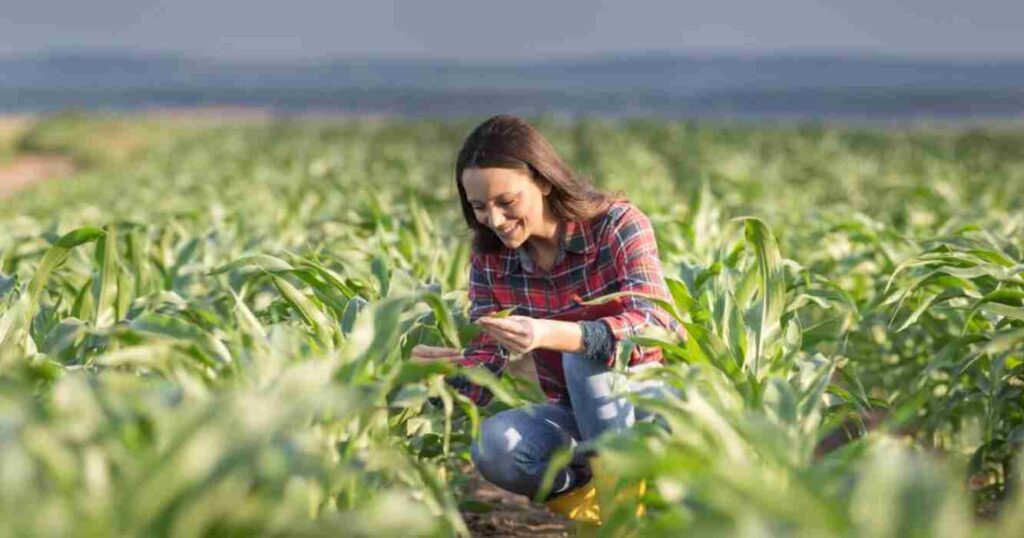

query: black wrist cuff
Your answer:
[578,320,614,363]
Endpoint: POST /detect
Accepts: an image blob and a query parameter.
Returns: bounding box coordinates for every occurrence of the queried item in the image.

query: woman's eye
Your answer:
[470,199,513,211]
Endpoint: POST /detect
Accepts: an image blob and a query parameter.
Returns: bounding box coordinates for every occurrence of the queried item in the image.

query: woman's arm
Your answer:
[475,316,606,357]
[537,319,585,353]
[536,319,614,364]
[479,206,677,364]
[588,205,682,366]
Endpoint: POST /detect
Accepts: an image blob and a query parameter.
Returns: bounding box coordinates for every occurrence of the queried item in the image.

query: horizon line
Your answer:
[3,46,1024,65]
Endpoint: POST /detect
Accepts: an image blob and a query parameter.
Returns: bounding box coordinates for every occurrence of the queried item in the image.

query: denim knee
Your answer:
[471,413,513,471]
[470,413,537,497]
[470,407,580,499]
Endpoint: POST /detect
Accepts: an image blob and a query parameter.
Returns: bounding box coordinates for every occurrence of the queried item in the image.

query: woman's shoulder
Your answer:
[603,200,643,220]
[593,200,650,237]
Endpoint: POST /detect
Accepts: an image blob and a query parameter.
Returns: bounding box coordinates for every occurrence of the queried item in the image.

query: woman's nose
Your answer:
[485,207,505,229]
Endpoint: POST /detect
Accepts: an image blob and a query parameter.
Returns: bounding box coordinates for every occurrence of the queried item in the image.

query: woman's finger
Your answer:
[480,317,528,336]
[489,332,526,354]
[480,321,528,341]
[411,345,461,360]
[414,345,460,356]
[411,355,460,363]
[480,325,520,346]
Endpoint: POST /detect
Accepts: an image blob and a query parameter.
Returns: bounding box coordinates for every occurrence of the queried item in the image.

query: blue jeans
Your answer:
[470,351,665,500]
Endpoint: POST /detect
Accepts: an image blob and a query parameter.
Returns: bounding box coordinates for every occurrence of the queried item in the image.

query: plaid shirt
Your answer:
[457,201,685,405]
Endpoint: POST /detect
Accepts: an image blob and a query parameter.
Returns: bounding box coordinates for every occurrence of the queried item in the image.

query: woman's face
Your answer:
[461,166,553,249]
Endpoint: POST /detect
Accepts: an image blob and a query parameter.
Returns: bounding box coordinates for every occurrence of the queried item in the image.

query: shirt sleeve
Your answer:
[447,251,510,406]
[594,206,683,367]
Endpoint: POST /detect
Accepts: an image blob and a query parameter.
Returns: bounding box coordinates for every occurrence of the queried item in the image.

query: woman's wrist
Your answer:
[537,319,585,353]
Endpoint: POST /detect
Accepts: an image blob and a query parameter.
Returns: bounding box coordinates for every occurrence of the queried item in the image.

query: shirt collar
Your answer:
[499,219,592,276]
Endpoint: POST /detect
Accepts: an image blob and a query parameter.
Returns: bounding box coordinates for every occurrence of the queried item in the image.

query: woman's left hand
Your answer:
[476,315,549,354]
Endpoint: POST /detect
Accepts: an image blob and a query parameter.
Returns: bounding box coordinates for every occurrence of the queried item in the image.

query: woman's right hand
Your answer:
[410,344,463,363]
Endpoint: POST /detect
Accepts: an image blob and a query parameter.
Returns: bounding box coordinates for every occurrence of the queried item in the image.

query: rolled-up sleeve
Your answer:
[448,252,509,406]
[594,207,683,366]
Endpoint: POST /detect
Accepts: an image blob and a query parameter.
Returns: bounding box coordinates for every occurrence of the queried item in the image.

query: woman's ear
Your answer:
[541,182,553,196]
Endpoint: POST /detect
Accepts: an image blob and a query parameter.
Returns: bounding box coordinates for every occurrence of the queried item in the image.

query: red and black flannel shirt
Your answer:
[457,201,685,406]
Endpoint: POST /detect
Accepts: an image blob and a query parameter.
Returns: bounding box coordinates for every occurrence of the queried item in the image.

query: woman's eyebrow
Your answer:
[468,191,518,204]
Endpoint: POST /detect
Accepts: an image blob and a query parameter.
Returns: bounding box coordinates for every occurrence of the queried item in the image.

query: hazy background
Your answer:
[3,0,1023,119]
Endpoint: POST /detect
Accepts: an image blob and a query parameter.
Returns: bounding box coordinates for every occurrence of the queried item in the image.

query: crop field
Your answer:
[0,115,1022,536]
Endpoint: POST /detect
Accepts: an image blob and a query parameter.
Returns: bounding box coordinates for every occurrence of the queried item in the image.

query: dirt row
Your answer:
[0,116,74,200]
[464,474,572,537]
[0,153,76,199]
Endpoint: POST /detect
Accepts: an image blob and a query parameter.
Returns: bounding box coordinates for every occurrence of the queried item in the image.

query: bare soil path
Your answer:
[464,473,572,537]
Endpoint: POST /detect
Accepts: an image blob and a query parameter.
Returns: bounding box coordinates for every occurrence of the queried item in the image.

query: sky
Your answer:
[2,0,1022,61]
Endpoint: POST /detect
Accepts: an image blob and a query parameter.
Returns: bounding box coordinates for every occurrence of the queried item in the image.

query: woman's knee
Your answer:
[470,406,578,497]
[470,411,540,496]
[471,412,518,468]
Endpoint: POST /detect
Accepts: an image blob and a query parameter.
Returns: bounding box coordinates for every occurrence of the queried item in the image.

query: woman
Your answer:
[411,115,684,523]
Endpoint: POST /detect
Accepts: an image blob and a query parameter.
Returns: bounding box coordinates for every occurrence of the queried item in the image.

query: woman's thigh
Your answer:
[470,403,586,498]
[562,352,674,441]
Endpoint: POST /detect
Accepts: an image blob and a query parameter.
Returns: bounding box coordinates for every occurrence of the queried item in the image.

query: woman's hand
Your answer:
[410,344,463,363]
[476,315,550,354]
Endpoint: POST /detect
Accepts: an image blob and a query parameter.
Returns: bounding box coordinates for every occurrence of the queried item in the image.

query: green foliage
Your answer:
[16,112,179,166]
[1,116,1022,535]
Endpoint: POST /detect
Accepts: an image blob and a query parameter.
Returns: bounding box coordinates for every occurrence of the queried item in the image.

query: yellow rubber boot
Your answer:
[591,458,647,522]
[544,481,602,525]
[544,460,647,528]
[635,479,648,518]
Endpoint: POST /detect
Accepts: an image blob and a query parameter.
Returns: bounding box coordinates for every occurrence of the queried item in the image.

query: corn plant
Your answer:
[2,115,1024,535]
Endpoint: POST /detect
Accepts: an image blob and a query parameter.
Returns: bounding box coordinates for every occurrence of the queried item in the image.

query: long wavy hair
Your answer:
[455,115,626,254]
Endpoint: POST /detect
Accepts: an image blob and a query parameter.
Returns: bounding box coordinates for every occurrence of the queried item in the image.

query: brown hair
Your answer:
[455,115,626,253]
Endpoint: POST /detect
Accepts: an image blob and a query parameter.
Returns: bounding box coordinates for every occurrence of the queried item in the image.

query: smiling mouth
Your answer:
[497,222,520,237]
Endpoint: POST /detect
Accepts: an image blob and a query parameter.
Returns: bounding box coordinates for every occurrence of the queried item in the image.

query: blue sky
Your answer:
[3,0,1021,60]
